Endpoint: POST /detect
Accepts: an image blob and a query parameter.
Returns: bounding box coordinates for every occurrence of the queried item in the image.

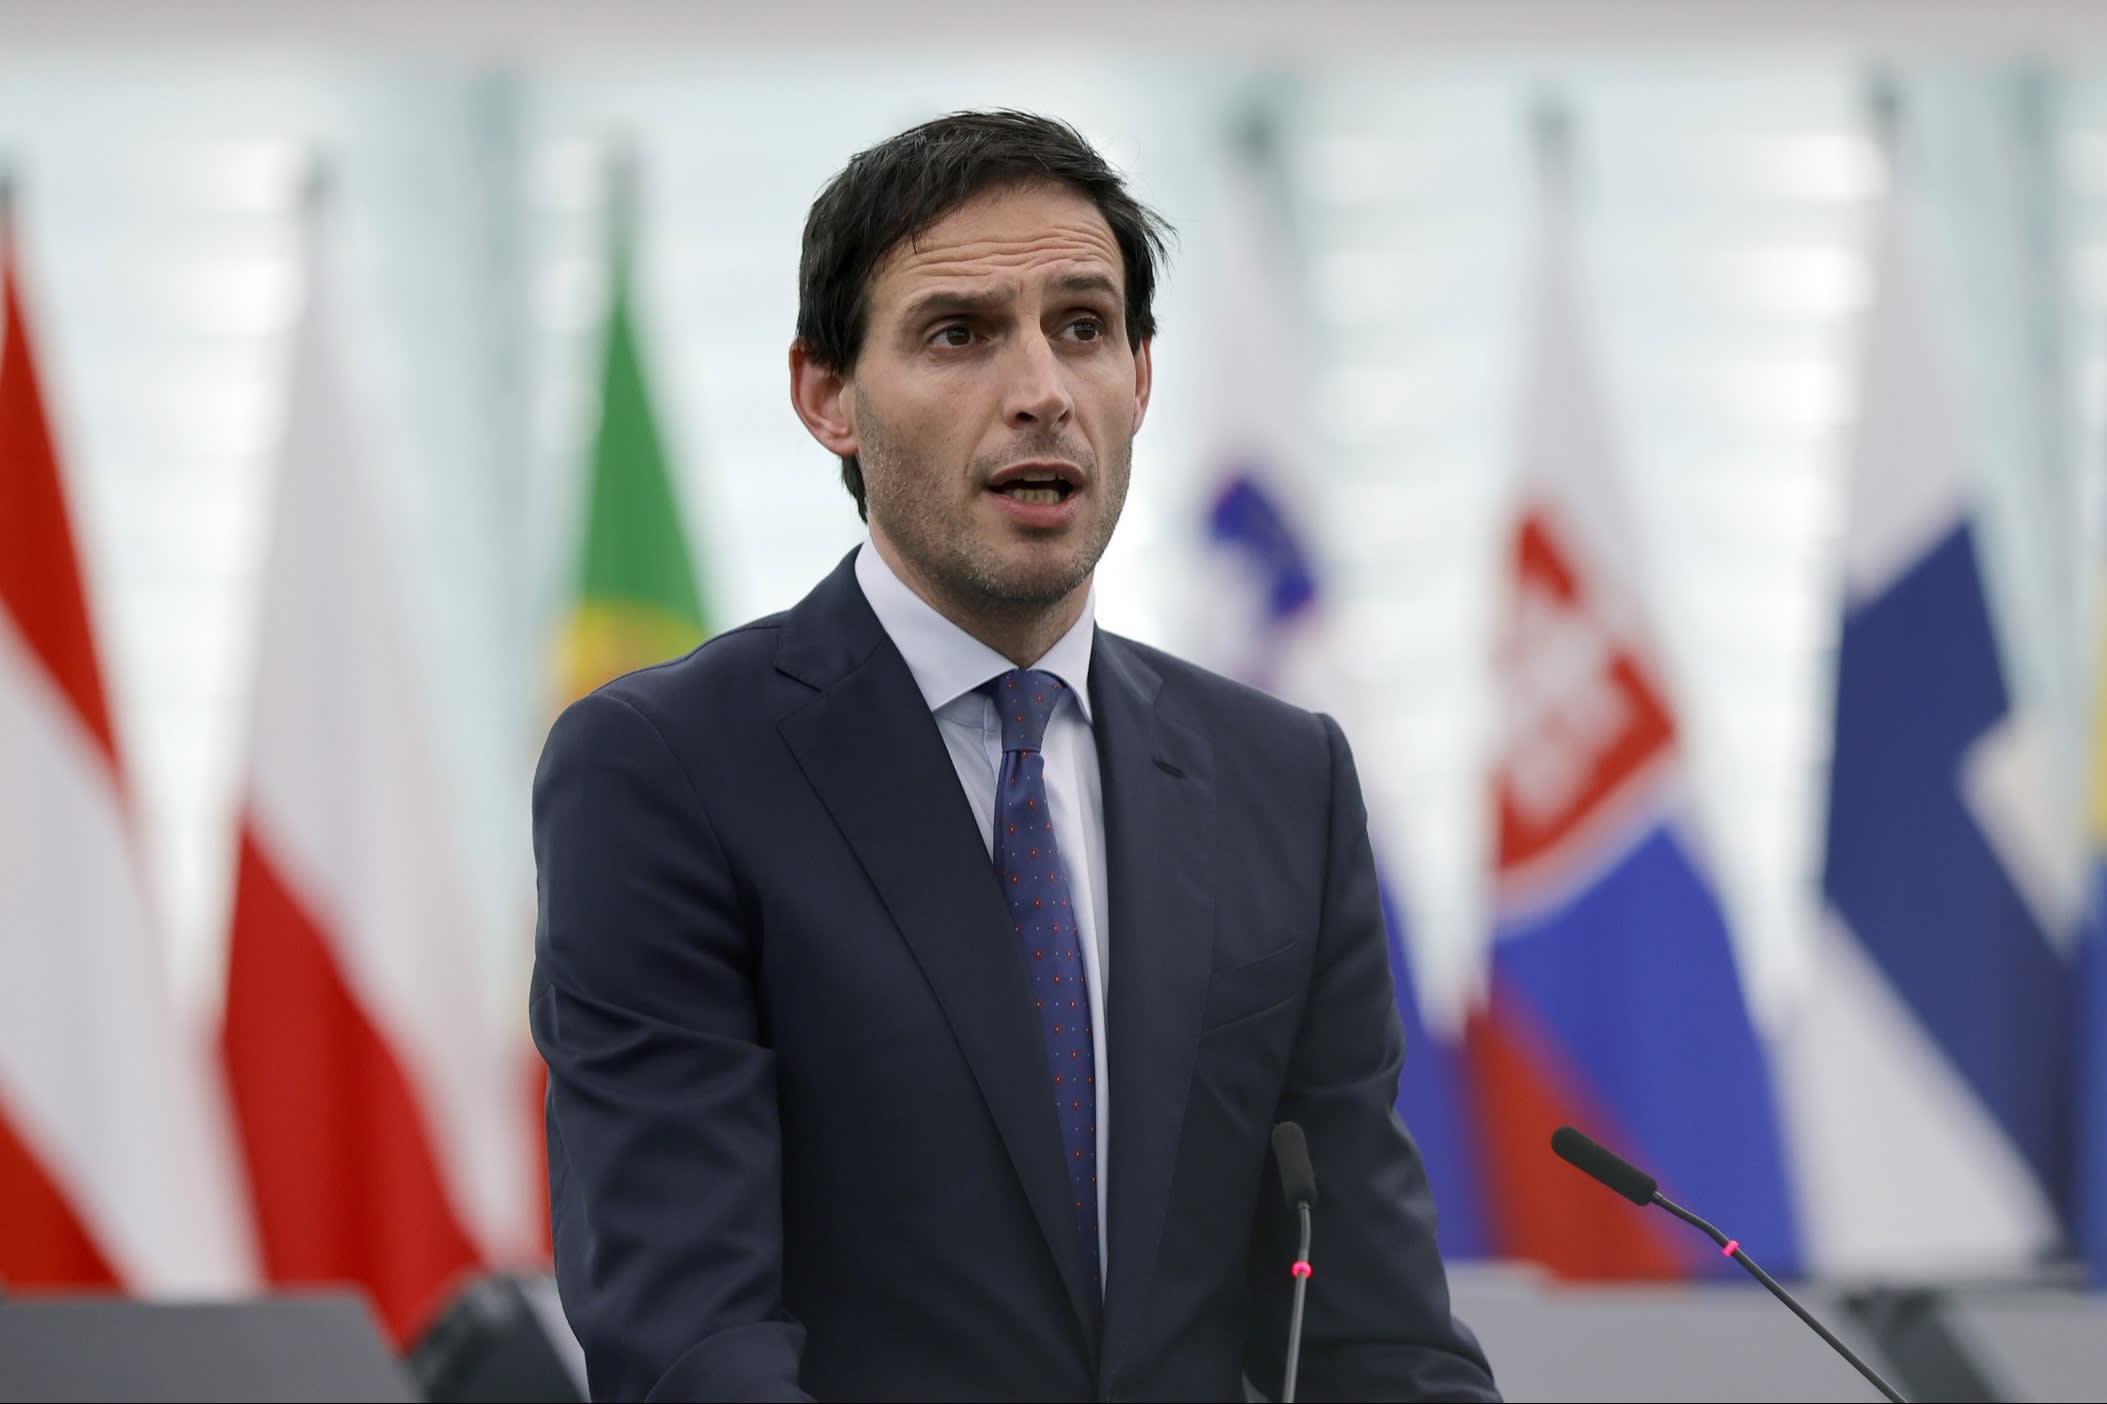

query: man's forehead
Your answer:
[872,185,1124,303]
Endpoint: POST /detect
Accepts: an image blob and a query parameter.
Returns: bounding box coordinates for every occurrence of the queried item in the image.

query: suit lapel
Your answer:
[774,556,1104,1357]
[1091,634,1218,1378]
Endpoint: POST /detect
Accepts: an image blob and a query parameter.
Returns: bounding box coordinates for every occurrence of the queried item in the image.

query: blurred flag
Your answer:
[1190,120,1487,1256]
[1780,179,2072,1276]
[1464,132,1800,1277]
[0,209,254,1294]
[554,168,708,705]
[526,159,710,1252]
[219,196,534,1341]
[2084,613,2107,1284]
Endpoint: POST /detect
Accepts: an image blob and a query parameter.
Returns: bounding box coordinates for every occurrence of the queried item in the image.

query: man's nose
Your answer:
[1003,332,1075,429]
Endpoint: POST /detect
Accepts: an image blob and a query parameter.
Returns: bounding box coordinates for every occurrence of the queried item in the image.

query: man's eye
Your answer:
[1066,317,1104,342]
[931,325,973,348]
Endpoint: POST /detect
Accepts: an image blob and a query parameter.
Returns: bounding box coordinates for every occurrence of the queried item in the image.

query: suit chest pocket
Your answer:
[1197,939,1303,1035]
[1189,939,1303,1134]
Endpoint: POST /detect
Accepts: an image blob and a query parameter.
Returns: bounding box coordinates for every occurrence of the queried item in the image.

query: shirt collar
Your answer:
[854,537,1095,722]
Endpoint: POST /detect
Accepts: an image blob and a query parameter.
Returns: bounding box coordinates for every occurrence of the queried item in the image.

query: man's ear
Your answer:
[1130,337,1153,435]
[789,339,858,457]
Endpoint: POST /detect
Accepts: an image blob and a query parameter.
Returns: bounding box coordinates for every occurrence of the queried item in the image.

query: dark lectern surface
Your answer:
[0,1292,417,1403]
[1938,1290,2107,1404]
[1447,1267,1896,1403]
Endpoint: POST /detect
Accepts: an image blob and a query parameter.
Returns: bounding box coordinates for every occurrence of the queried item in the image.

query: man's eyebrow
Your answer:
[1049,272,1121,301]
[898,287,1012,326]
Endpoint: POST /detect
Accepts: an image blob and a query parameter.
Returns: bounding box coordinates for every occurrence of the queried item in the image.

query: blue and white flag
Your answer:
[1190,127,1488,1258]
[1781,179,2074,1276]
[2080,607,2107,1284]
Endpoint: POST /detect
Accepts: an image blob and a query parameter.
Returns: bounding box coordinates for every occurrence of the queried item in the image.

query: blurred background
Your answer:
[6,1,2107,1399]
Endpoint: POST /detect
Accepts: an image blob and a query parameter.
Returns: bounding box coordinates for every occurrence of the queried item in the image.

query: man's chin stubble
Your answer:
[948,551,1094,613]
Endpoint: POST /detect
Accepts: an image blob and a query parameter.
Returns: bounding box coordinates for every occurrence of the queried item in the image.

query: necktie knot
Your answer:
[985,669,1065,754]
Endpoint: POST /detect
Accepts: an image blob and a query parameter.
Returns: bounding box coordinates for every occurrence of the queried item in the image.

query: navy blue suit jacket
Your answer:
[531,552,1497,1402]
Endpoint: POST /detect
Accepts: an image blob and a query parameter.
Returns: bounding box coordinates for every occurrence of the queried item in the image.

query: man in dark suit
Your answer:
[531,110,1498,1402]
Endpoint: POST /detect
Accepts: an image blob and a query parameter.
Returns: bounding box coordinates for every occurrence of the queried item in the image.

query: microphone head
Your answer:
[1271,1121,1318,1208]
[1551,1126,1657,1206]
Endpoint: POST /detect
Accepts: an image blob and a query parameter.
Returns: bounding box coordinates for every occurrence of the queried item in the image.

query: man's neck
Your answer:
[873,537,1088,669]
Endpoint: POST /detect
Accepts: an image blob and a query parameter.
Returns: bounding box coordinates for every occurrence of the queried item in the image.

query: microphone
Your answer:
[1550,1126,1908,1404]
[1271,1121,1318,1404]
[1274,1120,1318,1210]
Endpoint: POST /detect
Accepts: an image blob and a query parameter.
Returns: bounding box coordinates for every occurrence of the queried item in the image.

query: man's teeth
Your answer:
[1001,484,1064,504]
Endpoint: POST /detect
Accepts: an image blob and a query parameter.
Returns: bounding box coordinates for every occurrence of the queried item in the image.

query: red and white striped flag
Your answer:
[219,208,534,1341]
[0,227,255,1293]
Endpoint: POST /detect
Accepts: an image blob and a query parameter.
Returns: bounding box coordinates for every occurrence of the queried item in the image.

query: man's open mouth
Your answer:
[994,477,1076,505]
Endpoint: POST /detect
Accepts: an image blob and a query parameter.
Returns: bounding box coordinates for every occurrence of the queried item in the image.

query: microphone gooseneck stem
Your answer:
[1652,1192,1906,1404]
[1282,1201,1312,1404]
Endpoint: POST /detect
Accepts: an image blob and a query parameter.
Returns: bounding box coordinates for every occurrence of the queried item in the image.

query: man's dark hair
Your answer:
[796,110,1174,520]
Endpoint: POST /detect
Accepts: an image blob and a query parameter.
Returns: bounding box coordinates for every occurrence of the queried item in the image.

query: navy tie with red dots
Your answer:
[985,668,1100,1299]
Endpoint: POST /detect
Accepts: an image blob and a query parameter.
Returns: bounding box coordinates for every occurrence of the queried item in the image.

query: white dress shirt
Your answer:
[854,540,1111,1281]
